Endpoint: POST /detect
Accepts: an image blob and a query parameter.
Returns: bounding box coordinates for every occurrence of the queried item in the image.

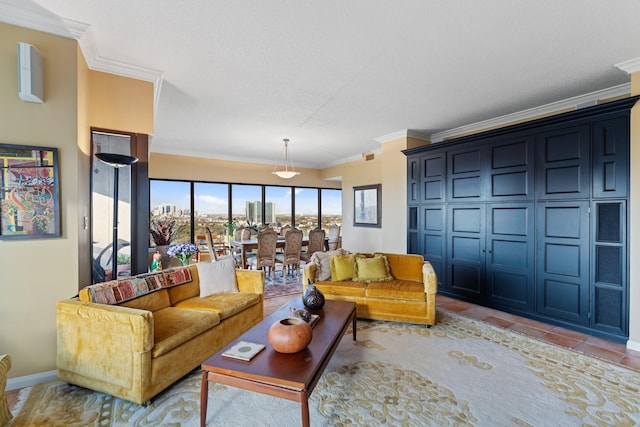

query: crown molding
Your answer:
[430,83,631,143]
[375,129,430,144]
[0,1,164,117]
[615,57,640,75]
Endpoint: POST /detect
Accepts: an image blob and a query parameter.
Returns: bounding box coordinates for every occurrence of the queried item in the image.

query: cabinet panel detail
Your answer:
[596,246,622,285]
[452,150,480,173]
[544,206,582,239]
[452,176,481,199]
[492,171,527,197]
[594,287,624,332]
[593,116,629,198]
[452,207,481,233]
[545,244,580,277]
[492,206,528,236]
[537,125,590,199]
[541,279,583,321]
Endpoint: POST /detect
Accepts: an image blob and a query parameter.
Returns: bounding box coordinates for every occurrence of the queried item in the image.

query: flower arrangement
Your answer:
[167,243,199,265]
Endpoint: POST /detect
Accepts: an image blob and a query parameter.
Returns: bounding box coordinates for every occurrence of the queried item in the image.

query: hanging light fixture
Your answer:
[272,138,300,179]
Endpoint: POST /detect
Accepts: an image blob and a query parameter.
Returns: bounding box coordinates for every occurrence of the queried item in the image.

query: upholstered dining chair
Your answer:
[234,226,252,241]
[247,228,278,281]
[301,227,326,263]
[327,224,341,250]
[0,354,12,426]
[279,224,291,237]
[275,227,303,281]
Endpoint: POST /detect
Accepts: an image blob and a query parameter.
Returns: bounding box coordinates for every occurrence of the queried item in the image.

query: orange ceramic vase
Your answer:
[268,317,313,353]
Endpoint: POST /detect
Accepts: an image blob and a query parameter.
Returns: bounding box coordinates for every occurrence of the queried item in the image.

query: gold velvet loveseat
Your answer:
[56,260,264,405]
[303,252,437,326]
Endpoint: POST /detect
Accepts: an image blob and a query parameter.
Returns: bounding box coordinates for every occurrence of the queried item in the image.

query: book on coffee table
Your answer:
[222,341,265,362]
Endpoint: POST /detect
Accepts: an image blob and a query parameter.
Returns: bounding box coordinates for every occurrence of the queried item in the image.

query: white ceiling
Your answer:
[3,0,640,168]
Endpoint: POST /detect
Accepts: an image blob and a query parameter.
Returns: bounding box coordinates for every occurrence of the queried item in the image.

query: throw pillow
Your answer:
[353,253,393,282]
[329,254,355,281]
[197,257,239,297]
[311,249,348,281]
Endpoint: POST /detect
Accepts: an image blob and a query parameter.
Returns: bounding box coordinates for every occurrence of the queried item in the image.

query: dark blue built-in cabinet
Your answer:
[404,97,638,342]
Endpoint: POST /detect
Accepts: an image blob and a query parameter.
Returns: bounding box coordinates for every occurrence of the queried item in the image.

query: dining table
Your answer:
[230,237,328,269]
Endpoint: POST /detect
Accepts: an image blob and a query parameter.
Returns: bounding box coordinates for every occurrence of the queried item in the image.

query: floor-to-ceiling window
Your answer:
[294,187,319,236]
[150,180,340,250]
[266,186,292,228]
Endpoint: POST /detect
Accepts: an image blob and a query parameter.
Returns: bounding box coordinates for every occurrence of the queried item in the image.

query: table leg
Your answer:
[242,248,247,269]
[200,370,209,427]
[352,310,357,341]
[301,390,310,427]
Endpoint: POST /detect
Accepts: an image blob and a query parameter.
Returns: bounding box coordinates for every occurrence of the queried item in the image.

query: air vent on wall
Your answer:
[364,153,375,161]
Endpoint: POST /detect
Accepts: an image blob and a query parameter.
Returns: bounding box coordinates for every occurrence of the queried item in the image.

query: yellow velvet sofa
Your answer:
[56,263,264,405]
[303,252,437,326]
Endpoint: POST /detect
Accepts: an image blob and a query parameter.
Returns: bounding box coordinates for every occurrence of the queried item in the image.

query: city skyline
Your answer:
[150,180,342,216]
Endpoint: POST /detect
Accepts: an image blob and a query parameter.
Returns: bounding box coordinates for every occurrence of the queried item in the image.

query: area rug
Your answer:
[10,310,640,426]
[263,267,304,299]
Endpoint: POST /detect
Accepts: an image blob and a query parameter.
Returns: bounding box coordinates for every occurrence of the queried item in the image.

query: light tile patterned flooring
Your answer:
[8,293,640,413]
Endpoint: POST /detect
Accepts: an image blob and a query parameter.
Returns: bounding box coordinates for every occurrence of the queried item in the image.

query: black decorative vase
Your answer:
[303,281,325,310]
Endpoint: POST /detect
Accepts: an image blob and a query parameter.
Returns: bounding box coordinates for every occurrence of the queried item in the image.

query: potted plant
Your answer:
[150,218,177,269]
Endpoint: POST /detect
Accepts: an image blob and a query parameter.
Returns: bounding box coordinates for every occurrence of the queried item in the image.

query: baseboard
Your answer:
[627,340,640,352]
[6,370,57,391]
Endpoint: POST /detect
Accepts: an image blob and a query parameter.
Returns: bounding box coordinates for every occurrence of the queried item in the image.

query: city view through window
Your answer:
[150,180,342,247]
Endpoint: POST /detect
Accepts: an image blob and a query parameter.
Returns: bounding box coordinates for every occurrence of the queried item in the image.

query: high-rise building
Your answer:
[246,201,276,225]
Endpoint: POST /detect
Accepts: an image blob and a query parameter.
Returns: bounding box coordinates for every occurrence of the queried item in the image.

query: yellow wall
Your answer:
[0,23,81,378]
[149,152,340,189]
[0,22,154,380]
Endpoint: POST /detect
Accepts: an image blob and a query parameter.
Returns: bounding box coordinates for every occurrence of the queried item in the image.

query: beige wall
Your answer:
[0,22,154,380]
[149,152,340,189]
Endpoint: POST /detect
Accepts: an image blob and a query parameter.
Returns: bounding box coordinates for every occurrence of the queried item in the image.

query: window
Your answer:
[266,186,292,228]
[232,184,262,231]
[149,179,341,247]
[294,188,319,236]
[150,180,191,244]
[321,188,342,230]
[194,182,229,238]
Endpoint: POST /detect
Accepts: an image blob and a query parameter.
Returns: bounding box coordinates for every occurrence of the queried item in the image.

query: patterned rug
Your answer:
[263,268,303,299]
[10,310,640,426]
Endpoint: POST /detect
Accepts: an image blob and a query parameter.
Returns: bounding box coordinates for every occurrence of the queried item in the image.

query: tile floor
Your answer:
[7,293,640,414]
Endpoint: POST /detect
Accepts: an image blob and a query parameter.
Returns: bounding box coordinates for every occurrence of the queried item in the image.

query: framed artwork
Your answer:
[353,184,381,228]
[0,144,60,239]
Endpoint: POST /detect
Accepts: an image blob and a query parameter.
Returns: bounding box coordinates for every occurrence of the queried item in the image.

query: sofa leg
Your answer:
[142,400,151,407]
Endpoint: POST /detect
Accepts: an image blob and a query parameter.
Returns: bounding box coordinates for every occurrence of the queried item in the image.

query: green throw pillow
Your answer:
[330,254,355,281]
[353,254,393,282]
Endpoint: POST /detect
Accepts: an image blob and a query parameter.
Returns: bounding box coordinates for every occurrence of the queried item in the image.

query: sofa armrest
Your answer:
[303,263,317,287]
[57,299,154,359]
[235,269,265,294]
[422,261,438,295]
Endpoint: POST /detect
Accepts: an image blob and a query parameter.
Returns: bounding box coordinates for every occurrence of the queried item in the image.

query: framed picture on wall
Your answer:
[353,184,381,228]
[0,144,60,239]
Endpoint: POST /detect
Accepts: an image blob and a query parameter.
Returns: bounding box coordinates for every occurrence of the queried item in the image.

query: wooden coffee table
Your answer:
[200,299,357,427]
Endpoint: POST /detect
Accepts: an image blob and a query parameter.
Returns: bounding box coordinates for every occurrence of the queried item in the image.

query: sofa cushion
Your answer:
[314,281,366,297]
[376,253,424,282]
[310,249,348,281]
[197,258,238,297]
[353,254,393,283]
[365,280,425,300]
[151,307,220,358]
[119,289,171,312]
[173,292,261,320]
[330,254,356,281]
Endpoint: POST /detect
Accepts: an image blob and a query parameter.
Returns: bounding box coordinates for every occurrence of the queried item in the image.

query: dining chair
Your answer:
[327,224,341,250]
[196,233,210,262]
[275,227,303,281]
[232,226,253,266]
[301,227,326,262]
[279,224,291,237]
[247,228,278,281]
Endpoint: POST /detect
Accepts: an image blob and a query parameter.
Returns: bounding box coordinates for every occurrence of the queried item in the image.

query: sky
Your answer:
[150,180,342,215]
